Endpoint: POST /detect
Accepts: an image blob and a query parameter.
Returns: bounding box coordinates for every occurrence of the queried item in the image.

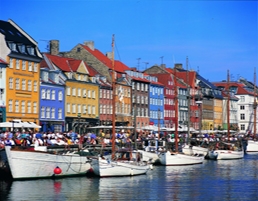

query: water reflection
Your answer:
[1,154,258,201]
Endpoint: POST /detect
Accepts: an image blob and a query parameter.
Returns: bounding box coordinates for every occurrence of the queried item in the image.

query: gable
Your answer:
[76,61,89,75]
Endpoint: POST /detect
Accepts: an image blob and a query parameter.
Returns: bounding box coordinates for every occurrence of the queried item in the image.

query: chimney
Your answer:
[84,41,94,50]
[50,40,59,55]
[106,52,112,59]
[174,63,183,69]
[161,64,166,69]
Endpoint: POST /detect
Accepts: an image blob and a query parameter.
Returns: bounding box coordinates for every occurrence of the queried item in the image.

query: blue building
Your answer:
[145,75,164,128]
[39,60,66,133]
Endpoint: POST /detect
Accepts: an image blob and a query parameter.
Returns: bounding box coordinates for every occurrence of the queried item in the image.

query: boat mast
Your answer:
[174,66,179,152]
[227,70,230,142]
[111,34,116,159]
[186,56,190,144]
[253,67,257,139]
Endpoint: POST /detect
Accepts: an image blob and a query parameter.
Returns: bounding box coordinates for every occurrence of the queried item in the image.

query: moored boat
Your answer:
[89,35,150,177]
[5,146,92,180]
[182,144,208,157]
[246,140,258,153]
[159,151,204,166]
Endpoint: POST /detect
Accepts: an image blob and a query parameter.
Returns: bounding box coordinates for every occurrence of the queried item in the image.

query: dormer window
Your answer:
[55,74,58,83]
[27,46,34,55]
[9,42,17,51]
[18,44,26,53]
[43,71,48,82]
[92,77,96,83]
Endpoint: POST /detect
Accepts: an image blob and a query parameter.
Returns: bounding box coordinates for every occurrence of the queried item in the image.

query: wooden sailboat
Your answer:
[246,67,258,153]
[90,35,150,177]
[182,57,209,157]
[208,70,244,160]
[159,64,204,166]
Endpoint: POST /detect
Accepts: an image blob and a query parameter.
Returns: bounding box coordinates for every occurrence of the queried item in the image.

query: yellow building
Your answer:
[0,19,42,126]
[213,98,223,130]
[43,53,99,133]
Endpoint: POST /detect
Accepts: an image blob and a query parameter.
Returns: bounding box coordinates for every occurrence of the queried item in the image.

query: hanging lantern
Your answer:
[54,166,62,175]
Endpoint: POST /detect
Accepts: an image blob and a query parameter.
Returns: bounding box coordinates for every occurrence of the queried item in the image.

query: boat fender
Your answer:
[54,166,62,175]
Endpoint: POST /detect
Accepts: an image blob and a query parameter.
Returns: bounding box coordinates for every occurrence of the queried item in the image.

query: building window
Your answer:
[240,105,245,110]
[78,104,81,114]
[21,101,25,113]
[100,105,103,114]
[45,89,50,99]
[28,80,32,91]
[41,107,45,118]
[100,89,102,98]
[22,60,26,70]
[92,90,96,99]
[83,89,86,98]
[9,78,13,89]
[66,87,70,95]
[240,96,245,102]
[240,113,245,120]
[34,63,38,72]
[51,90,55,100]
[33,81,37,92]
[67,103,70,113]
[88,105,91,114]
[72,104,76,113]
[92,105,96,115]
[240,124,245,131]
[33,102,37,113]
[9,58,13,68]
[28,62,32,71]
[83,105,86,114]
[46,107,50,118]
[8,100,13,112]
[15,100,19,112]
[58,108,62,119]
[88,90,91,98]
[27,101,31,113]
[58,91,62,101]
[16,59,20,69]
[78,88,81,97]
[22,79,26,90]
[72,88,76,96]
[51,108,55,118]
[15,78,20,90]
[41,89,46,99]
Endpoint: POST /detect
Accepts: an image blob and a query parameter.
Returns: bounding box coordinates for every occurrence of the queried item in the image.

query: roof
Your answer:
[44,53,82,72]
[213,81,255,96]
[0,20,34,45]
[81,44,130,73]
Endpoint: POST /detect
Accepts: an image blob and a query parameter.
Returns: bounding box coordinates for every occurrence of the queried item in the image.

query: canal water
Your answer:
[1,153,258,201]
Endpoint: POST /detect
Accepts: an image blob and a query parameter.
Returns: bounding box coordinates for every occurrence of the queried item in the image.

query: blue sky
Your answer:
[1,0,257,82]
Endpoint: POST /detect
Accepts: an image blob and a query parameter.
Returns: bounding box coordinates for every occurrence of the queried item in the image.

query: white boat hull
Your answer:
[137,150,160,164]
[159,151,204,166]
[246,140,258,152]
[90,157,150,177]
[182,145,208,156]
[215,149,244,160]
[5,146,91,179]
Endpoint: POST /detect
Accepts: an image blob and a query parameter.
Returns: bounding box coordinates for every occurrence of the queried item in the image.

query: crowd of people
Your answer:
[0,128,248,151]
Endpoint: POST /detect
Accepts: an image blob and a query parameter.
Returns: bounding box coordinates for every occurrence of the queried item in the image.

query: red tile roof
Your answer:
[81,44,130,73]
[44,53,82,72]
[213,81,254,95]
